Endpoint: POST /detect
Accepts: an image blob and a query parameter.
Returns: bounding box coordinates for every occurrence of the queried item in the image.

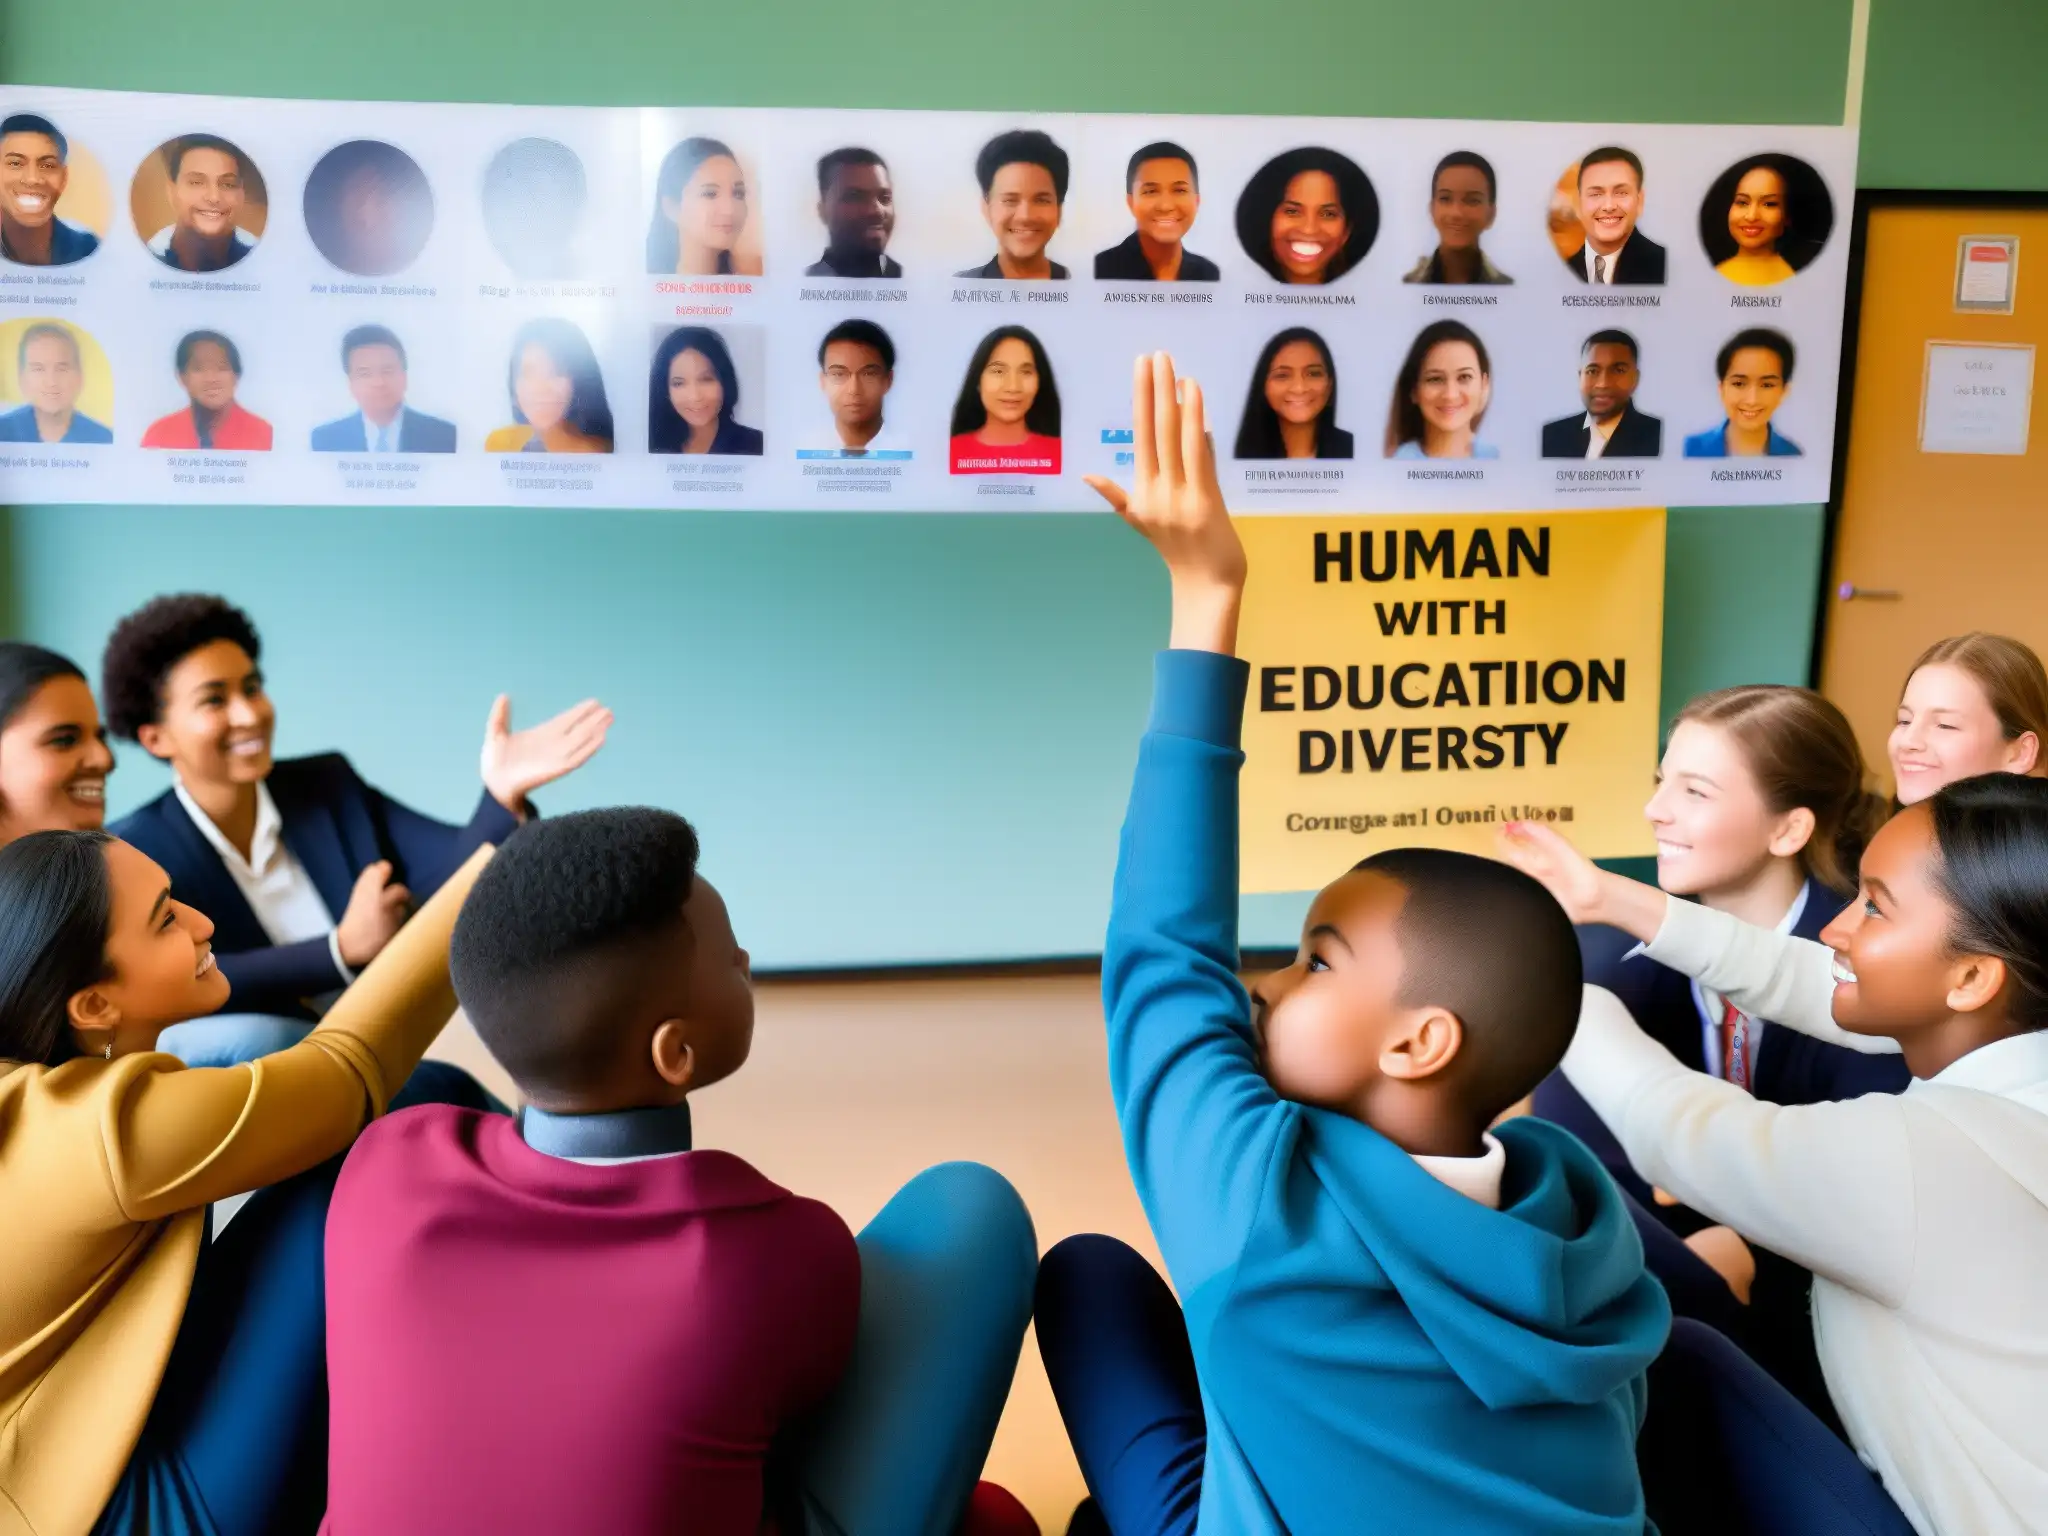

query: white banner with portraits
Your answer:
[0,86,1855,514]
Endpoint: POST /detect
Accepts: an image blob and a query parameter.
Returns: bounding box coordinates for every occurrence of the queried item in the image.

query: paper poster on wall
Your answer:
[1953,235,2019,315]
[1236,508,1663,893]
[1920,341,2034,455]
[0,86,1854,514]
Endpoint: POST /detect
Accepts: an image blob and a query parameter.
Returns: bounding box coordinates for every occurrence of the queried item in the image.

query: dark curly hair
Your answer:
[101,594,262,742]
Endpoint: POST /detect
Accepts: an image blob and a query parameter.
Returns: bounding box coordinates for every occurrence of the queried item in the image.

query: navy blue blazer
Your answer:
[111,753,519,1019]
[1535,876,1911,1208]
[309,409,458,453]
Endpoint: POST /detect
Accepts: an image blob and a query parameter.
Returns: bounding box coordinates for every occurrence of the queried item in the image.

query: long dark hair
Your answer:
[949,326,1060,440]
[646,137,739,274]
[506,318,613,444]
[0,643,86,736]
[1235,328,1344,460]
[1698,153,1834,272]
[1927,774,2048,1031]
[0,830,114,1066]
[1384,319,1491,456]
[648,326,744,454]
[1234,147,1379,284]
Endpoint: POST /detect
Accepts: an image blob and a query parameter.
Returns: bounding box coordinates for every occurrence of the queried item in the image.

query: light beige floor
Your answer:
[429,972,1161,1535]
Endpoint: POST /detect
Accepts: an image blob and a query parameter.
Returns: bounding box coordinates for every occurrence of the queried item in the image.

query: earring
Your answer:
[103,1040,113,1061]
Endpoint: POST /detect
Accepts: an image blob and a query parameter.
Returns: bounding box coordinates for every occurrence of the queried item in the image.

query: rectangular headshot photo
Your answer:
[310,324,457,453]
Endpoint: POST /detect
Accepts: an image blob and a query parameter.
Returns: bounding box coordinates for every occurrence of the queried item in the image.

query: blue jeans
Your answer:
[794,1161,1039,1536]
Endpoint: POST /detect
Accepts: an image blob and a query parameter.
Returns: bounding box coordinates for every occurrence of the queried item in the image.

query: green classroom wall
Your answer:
[0,0,2006,966]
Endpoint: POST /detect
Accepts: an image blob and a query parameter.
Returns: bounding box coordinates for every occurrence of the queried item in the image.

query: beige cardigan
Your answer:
[0,846,489,1536]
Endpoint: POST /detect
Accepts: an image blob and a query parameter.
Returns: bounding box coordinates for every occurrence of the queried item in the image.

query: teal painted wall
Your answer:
[0,0,1923,967]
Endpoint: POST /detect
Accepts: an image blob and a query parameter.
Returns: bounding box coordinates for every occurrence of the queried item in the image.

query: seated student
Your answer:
[1531,686,1909,1415]
[103,594,610,1020]
[1890,632,2046,802]
[0,641,314,1072]
[0,641,113,842]
[323,807,1040,1535]
[1502,776,2048,1536]
[1034,354,1669,1536]
[0,829,490,1536]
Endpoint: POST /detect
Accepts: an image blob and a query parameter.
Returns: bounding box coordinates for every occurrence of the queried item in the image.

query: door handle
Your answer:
[1837,583,1902,601]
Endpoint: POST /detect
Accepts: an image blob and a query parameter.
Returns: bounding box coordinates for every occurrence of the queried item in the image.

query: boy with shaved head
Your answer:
[1035,354,1669,1536]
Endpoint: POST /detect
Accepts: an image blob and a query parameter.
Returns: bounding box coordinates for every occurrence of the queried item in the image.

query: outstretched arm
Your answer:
[1095,354,1286,1295]
[1499,821,1894,1055]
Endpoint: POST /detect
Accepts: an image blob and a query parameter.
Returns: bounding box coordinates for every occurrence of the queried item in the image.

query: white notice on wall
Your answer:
[1954,236,2019,314]
[1921,342,2034,455]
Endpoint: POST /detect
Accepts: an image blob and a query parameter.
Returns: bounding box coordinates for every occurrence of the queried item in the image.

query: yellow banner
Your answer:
[1238,509,1665,893]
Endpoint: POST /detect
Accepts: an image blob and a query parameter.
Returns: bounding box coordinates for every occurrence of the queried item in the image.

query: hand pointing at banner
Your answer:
[1087,351,1246,656]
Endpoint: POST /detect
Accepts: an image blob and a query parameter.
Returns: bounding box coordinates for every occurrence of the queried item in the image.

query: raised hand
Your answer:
[1496,820,1669,941]
[337,859,411,969]
[480,695,613,815]
[1085,351,1246,655]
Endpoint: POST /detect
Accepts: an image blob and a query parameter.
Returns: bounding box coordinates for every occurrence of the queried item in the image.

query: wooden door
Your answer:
[1819,203,2048,792]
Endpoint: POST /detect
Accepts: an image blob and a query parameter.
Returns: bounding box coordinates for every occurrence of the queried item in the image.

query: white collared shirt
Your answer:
[173,779,354,985]
[1692,883,1809,1079]
[1569,902,2048,1536]
[1412,1132,1505,1208]
[363,407,407,453]
[1582,240,1624,284]
[1581,412,1619,460]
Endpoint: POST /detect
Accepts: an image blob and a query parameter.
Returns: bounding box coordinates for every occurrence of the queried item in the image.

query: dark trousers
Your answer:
[1036,1235,1914,1536]
[93,1063,495,1536]
[1538,1085,1835,1421]
[1639,1321,1915,1536]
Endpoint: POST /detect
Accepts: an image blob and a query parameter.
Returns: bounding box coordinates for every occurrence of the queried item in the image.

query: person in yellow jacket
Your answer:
[0,830,492,1536]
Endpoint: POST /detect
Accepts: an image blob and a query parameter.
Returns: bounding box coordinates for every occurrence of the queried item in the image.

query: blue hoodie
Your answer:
[1105,650,1670,1534]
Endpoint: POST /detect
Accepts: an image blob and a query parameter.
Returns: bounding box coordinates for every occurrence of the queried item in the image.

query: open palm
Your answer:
[480,695,612,813]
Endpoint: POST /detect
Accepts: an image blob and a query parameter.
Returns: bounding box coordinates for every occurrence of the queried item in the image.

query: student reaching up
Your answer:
[1034,352,1669,1536]
[1503,781,2048,1535]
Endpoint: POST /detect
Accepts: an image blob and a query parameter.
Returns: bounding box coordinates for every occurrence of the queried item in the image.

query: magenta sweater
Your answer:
[321,1106,859,1533]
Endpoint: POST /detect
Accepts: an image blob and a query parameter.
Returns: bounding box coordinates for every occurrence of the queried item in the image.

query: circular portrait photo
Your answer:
[0,318,113,444]
[647,137,763,277]
[949,325,1060,475]
[1697,154,1835,287]
[486,317,613,454]
[1684,327,1802,459]
[140,329,272,451]
[1235,147,1378,286]
[1236,327,1351,460]
[648,325,764,456]
[1548,148,1666,284]
[131,135,267,274]
[481,138,587,280]
[2,114,112,267]
[1384,319,1496,461]
[304,139,434,277]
